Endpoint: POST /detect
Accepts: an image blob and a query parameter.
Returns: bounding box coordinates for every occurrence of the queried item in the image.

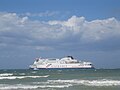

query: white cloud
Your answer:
[48,15,85,27]
[81,17,120,42]
[23,11,59,17]
[0,12,120,51]
[49,16,120,43]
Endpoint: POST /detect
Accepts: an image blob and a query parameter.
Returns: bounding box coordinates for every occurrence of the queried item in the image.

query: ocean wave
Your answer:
[0,75,49,80]
[0,84,71,89]
[0,73,13,77]
[0,84,39,90]
[18,73,26,75]
[48,79,120,87]
[31,71,37,74]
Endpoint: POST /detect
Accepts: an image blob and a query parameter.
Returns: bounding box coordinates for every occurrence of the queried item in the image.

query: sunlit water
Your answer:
[0,69,120,90]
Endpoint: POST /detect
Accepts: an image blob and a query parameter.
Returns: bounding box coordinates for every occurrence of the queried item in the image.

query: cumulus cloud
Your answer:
[0,12,120,51]
[48,16,120,42]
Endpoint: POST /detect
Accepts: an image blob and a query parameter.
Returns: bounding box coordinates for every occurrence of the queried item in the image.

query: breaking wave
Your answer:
[0,84,71,89]
[0,79,120,90]
[18,73,26,75]
[0,75,49,80]
[0,73,13,77]
[48,79,120,87]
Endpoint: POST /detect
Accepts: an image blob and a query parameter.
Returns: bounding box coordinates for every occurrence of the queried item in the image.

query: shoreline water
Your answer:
[0,69,120,90]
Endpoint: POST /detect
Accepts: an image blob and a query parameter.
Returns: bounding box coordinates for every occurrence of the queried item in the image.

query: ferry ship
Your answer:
[29,56,94,70]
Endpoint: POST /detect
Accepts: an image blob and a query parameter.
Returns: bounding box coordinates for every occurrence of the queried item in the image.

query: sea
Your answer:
[0,69,120,90]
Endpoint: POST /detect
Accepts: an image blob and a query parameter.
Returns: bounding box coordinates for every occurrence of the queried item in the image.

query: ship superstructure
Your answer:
[29,56,94,70]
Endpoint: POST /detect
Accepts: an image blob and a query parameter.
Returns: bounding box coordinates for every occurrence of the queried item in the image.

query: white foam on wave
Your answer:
[0,84,72,89]
[0,73,13,77]
[19,73,26,75]
[0,84,38,90]
[0,75,49,80]
[48,79,120,87]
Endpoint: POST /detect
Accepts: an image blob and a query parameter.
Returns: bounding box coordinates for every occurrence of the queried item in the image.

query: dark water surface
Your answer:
[0,69,120,90]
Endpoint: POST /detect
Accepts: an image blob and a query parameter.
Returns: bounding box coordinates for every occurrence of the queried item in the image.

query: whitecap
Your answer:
[19,73,26,75]
[84,79,120,86]
[0,84,39,90]
[48,79,120,87]
[0,84,72,89]
[0,73,13,77]
[0,75,49,80]
[40,84,72,88]
[25,75,49,78]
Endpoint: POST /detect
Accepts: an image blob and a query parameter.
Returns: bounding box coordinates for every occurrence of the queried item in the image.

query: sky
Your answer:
[0,0,120,69]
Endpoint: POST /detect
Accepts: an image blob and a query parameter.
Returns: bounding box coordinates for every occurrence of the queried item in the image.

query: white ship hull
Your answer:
[29,56,94,70]
[30,64,94,70]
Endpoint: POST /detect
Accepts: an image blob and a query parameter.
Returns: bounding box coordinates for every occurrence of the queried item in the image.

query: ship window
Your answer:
[67,56,74,59]
[36,59,39,62]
